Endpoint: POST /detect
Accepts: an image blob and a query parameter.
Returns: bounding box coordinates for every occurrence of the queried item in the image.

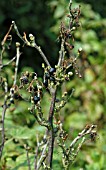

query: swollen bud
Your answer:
[29,34,35,41]
[16,42,20,47]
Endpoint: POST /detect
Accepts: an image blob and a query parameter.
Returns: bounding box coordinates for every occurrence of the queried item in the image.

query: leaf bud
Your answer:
[16,42,20,47]
[29,34,35,41]
[72,27,76,31]
[68,72,73,76]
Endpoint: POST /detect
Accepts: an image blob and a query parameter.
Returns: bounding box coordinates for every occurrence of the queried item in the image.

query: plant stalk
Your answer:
[47,88,57,168]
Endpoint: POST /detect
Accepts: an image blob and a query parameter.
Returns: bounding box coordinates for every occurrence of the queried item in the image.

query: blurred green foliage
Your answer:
[0,0,58,75]
[0,0,106,169]
[76,0,106,18]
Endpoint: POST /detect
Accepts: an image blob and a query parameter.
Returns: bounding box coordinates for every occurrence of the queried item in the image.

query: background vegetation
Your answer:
[0,0,106,169]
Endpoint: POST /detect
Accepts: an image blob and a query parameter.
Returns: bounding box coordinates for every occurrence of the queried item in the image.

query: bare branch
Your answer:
[0,82,8,159]
[12,21,26,43]
[36,142,48,170]
[26,147,31,170]
[0,23,13,66]
[46,88,56,168]
[58,38,65,67]
[1,23,13,47]
[69,125,97,149]
[13,42,21,85]
[34,135,39,170]
[33,44,51,67]
[12,21,51,67]
[0,55,17,70]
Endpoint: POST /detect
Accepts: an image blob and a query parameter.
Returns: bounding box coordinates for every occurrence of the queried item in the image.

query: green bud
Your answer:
[68,72,73,76]
[16,42,20,47]
[42,63,45,68]
[29,34,35,41]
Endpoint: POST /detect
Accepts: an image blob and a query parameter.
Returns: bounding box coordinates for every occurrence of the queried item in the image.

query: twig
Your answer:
[13,42,21,85]
[58,124,97,169]
[37,142,48,170]
[75,136,85,157]
[46,88,57,168]
[0,100,7,159]
[0,82,8,159]
[0,46,5,67]
[33,44,51,67]
[1,23,13,47]
[0,55,17,69]
[12,21,26,43]
[12,21,51,67]
[0,23,13,66]
[58,38,65,66]
[69,125,97,150]
[33,113,49,128]
[34,135,39,169]
[70,137,86,166]
[26,149,31,170]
